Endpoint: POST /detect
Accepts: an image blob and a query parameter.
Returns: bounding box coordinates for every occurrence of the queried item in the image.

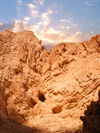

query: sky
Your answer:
[0,0,100,49]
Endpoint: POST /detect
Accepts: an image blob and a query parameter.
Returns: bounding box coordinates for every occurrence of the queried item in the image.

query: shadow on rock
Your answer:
[0,115,41,133]
[80,90,100,133]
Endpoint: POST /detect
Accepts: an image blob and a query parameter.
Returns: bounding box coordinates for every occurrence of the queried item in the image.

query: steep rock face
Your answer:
[0,30,100,132]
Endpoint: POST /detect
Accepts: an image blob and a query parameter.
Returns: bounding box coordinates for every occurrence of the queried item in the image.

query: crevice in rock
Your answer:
[23,83,29,91]
[82,42,87,51]
[38,91,46,102]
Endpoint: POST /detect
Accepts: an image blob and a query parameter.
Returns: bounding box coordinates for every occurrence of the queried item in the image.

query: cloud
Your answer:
[48,10,53,14]
[35,27,78,43]
[27,3,35,11]
[31,11,39,18]
[66,26,70,30]
[61,5,63,7]
[84,1,94,6]
[42,12,50,22]
[0,22,15,32]
[76,32,82,35]
[0,22,3,25]
[33,0,45,6]
[17,0,22,6]
[89,24,94,26]
[24,17,31,21]
[60,20,66,22]
[60,26,65,29]
[12,20,34,33]
[42,21,49,26]
[67,20,71,23]
[67,19,78,27]
[91,32,94,34]
[0,20,35,33]
[40,2,43,5]
[42,13,48,19]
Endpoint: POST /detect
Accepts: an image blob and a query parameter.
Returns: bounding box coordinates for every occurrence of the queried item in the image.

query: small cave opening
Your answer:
[14,69,20,75]
[28,98,37,108]
[52,106,62,114]
[38,92,46,102]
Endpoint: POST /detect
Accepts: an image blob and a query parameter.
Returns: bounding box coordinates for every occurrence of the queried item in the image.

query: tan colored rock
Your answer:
[0,30,100,132]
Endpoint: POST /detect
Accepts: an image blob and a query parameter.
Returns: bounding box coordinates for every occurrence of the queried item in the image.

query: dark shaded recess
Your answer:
[38,92,46,102]
[14,68,21,74]
[28,98,37,108]
[80,90,100,133]
[23,83,29,91]
[52,106,62,114]
[0,115,33,133]
[0,115,82,133]
[62,47,66,52]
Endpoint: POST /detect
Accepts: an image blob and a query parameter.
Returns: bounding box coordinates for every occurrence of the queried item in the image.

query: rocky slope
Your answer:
[0,30,100,133]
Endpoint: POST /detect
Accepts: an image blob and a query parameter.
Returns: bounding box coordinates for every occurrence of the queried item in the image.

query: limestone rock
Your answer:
[0,30,100,132]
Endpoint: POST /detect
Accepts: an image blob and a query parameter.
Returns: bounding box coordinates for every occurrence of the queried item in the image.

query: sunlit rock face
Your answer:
[0,30,100,133]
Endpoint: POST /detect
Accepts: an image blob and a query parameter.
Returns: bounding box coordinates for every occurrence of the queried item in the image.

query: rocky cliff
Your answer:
[0,30,100,133]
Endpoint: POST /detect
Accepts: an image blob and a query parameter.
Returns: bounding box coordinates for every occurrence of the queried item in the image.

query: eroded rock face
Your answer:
[0,30,100,132]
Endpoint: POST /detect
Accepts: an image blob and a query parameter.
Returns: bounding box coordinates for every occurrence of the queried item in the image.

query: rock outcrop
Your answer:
[80,90,100,133]
[0,30,100,132]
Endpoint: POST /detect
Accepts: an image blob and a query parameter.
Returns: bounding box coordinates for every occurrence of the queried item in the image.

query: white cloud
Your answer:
[42,13,50,22]
[85,1,89,5]
[60,26,65,29]
[66,26,70,30]
[42,21,49,26]
[42,13,48,19]
[0,20,35,33]
[0,22,3,25]
[72,23,77,27]
[84,1,94,6]
[60,20,66,22]
[27,4,35,11]
[40,2,43,5]
[17,0,22,6]
[24,17,31,21]
[31,11,39,18]
[48,10,53,14]
[41,12,51,27]
[67,19,78,27]
[35,27,78,43]
[67,20,71,23]
[33,0,45,6]
[76,32,82,35]
[12,20,34,33]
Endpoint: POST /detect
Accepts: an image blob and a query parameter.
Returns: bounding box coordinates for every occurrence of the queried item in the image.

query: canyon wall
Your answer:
[0,30,100,132]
